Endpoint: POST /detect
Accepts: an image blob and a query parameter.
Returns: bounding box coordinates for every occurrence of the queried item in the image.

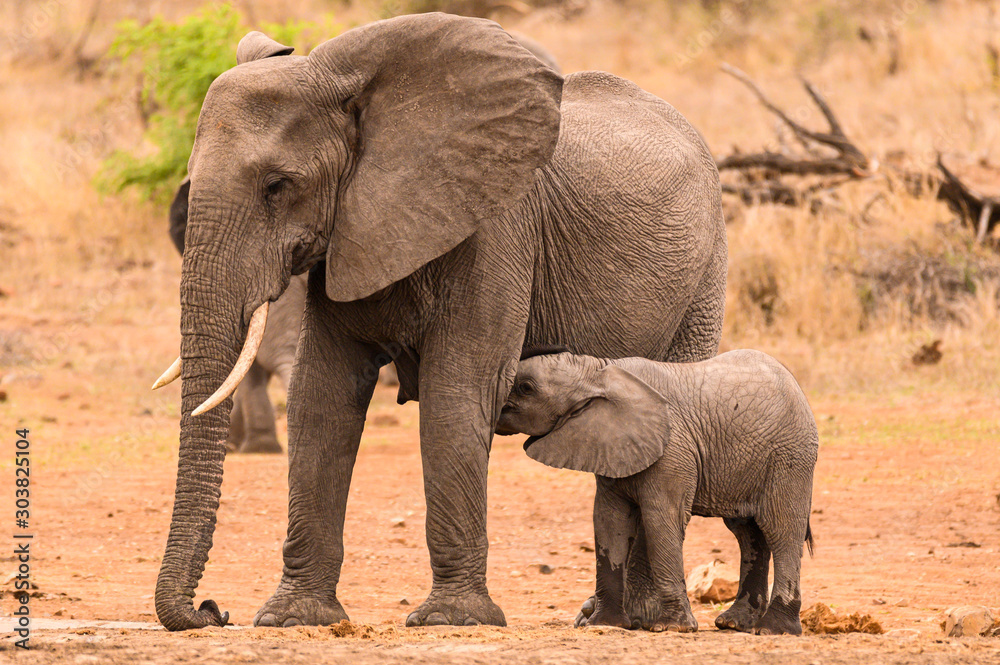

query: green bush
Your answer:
[98,4,332,203]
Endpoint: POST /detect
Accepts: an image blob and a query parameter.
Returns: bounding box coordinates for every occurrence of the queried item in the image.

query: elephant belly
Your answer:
[523,72,724,360]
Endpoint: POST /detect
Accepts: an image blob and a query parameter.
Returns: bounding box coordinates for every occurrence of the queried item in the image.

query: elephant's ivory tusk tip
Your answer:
[152,357,182,390]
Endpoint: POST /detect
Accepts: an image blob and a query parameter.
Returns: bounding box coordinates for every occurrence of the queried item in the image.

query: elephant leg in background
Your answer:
[226,384,246,453]
[621,247,728,627]
[234,361,283,454]
[254,292,380,627]
[715,517,771,632]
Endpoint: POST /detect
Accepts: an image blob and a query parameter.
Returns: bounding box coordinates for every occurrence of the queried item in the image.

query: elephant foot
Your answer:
[239,436,284,454]
[405,591,506,627]
[575,584,663,630]
[752,598,802,636]
[254,591,347,627]
[715,594,766,633]
[649,609,698,633]
[579,601,632,629]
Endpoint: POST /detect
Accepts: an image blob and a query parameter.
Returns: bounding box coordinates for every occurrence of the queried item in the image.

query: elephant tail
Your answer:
[804,520,815,557]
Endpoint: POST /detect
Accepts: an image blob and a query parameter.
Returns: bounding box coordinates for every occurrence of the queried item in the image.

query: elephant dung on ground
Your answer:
[151,13,726,632]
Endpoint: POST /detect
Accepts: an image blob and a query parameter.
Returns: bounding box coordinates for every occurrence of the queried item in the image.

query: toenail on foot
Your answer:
[405,612,420,627]
[282,618,302,627]
[464,617,480,626]
[256,614,277,627]
[425,612,449,626]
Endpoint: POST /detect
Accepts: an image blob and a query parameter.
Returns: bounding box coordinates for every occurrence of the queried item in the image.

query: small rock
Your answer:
[510,570,524,578]
[0,390,6,403]
[547,604,556,609]
[686,559,739,604]
[399,598,409,606]
[539,564,553,575]
[390,517,406,528]
[54,608,65,616]
[872,598,886,605]
[893,598,909,607]
[578,542,595,553]
[942,606,993,637]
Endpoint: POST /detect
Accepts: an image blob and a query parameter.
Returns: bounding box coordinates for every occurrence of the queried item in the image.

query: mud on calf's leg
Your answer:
[584,481,637,628]
[752,547,803,636]
[752,516,805,636]
[715,517,770,632]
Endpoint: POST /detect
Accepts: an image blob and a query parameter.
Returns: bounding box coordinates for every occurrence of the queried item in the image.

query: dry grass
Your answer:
[1,0,999,402]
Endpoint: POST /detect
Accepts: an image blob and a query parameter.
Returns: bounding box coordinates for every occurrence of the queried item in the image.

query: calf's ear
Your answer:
[525,366,670,478]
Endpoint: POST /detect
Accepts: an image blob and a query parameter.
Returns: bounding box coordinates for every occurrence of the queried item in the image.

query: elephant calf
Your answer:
[497,349,818,635]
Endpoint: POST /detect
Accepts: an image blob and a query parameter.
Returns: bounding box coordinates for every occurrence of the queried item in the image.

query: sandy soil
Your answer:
[2,331,999,662]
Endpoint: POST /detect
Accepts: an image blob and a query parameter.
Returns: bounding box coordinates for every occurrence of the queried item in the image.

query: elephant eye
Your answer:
[264,177,288,198]
[517,382,534,396]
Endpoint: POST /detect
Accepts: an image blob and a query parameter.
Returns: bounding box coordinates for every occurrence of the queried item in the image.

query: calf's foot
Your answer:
[575,582,662,630]
[715,594,767,632]
[580,600,632,629]
[753,597,802,636]
[649,606,698,633]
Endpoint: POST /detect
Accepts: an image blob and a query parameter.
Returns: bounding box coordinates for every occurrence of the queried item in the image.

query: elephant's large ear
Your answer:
[526,366,670,478]
[236,31,294,64]
[310,14,563,302]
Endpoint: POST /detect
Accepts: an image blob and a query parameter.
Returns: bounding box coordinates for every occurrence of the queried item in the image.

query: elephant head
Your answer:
[153,13,562,631]
[497,353,670,478]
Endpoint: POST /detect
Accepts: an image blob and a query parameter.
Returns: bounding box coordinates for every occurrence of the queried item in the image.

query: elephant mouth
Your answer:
[523,398,595,452]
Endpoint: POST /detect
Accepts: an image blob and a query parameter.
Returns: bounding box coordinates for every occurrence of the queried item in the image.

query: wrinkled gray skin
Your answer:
[155,13,726,632]
[169,181,396,453]
[497,350,818,635]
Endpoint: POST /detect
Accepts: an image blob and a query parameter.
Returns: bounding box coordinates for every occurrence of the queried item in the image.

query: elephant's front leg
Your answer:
[255,312,382,627]
[575,521,663,629]
[403,349,519,627]
[581,480,637,629]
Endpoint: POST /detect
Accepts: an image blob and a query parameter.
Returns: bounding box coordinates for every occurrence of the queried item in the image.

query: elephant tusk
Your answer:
[152,357,182,390]
[191,301,269,417]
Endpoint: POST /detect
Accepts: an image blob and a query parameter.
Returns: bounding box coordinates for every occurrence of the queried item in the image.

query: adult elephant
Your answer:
[160,27,557,454]
[152,13,726,631]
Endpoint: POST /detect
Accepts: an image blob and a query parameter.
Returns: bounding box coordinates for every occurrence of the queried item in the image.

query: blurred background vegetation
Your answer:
[2,0,1000,395]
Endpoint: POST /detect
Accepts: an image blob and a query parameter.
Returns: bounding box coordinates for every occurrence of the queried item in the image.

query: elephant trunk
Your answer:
[155,254,248,631]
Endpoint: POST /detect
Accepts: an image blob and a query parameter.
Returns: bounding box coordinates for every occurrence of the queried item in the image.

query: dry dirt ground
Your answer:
[2,321,1000,662]
[2,1,1000,662]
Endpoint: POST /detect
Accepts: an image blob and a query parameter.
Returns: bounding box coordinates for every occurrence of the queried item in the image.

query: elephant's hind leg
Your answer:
[715,517,770,632]
[752,513,807,635]
[664,241,726,364]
